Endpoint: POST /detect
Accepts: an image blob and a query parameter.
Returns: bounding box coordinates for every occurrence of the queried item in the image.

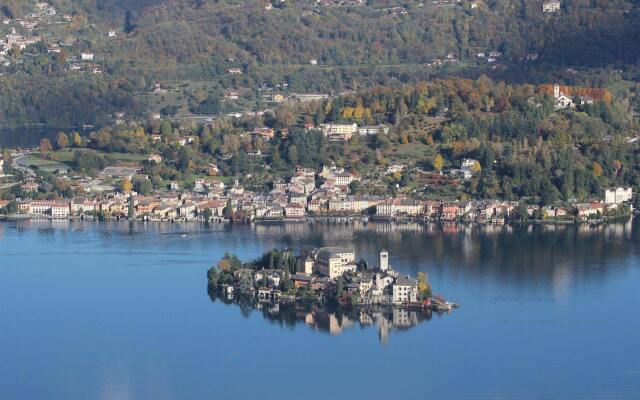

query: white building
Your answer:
[302,256,314,275]
[379,249,389,271]
[81,52,94,61]
[376,198,424,217]
[461,158,480,179]
[314,247,356,279]
[392,275,418,304]
[70,198,96,215]
[51,203,69,218]
[358,125,389,136]
[21,200,55,214]
[284,203,306,219]
[553,84,574,110]
[320,123,358,141]
[604,187,632,205]
[543,1,561,13]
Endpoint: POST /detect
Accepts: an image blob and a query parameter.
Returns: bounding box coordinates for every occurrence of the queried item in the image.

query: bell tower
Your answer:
[379,250,389,271]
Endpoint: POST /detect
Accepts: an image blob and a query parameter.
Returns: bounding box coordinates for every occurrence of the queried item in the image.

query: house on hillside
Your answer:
[553,84,574,110]
[320,123,358,141]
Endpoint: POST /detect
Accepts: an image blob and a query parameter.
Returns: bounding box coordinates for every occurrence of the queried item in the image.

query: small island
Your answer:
[207,247,457,312]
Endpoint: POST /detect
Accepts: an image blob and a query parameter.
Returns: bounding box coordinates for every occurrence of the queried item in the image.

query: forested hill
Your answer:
[1,0,640,128]
[86,0,640,69]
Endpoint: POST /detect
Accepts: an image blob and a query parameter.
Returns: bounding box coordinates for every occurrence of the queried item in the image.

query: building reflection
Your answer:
[210,290,436,345]
[5,217,638,292]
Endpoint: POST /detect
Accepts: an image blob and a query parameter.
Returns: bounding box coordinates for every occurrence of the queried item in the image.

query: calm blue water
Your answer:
[1,220,639,399]
[0,128,92,148]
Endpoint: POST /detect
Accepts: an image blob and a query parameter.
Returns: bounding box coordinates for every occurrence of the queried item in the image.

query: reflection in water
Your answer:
[2,218,640,399]
[0,127,91,148]
[209,291,441,345]
[6,217,638,291]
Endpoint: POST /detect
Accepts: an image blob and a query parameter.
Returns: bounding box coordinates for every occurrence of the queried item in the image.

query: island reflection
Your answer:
[7,217,638,293]
[208,290,442,344]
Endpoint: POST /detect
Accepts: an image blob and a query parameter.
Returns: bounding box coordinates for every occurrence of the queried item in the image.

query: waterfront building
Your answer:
[376,198,424,217]
[51,203,69,218]
[392,275,418,304]
[604,187,632,205]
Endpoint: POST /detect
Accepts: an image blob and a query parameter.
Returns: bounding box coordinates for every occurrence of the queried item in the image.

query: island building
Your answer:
[314,246,356,279]
[379,249,389,271]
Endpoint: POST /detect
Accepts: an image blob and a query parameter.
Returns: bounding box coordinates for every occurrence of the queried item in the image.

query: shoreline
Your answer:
[1,213,633,226]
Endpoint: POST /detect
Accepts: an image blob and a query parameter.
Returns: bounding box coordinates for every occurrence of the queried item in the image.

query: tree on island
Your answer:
[280,271,294,294]
[356,258,368,272]
[218,252,242,272]
[417,272,432,300]
[332,277,346,304]
[207,266,219,287]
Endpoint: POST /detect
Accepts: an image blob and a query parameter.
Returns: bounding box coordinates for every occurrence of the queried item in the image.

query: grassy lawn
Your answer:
[389,142,435,162]
[46,149,148,164]
[26,156,70,172]
[29,149,148,173]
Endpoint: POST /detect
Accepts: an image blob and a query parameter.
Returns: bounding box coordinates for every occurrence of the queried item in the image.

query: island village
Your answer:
[208,246,455,314]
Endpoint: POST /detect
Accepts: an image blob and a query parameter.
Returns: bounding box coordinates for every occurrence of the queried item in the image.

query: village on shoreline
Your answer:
[0,153,635,225]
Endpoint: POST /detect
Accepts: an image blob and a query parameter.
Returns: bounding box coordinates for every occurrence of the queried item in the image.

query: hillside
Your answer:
[0,0,639,127]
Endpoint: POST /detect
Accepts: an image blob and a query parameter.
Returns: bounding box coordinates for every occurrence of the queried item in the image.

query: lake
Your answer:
[0,127,92,149]
[1,220,639,399]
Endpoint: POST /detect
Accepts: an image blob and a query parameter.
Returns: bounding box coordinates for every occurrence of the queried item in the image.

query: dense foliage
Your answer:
[1,0,640,127]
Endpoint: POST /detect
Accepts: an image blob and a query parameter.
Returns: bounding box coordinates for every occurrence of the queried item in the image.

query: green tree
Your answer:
[133,178,153,195]
[207,266,219,287]
[161,121,173,136]
[2,200,18,214]
[201,208,212,221]
[222,200,233,219]
[128,197,135,219]
[287,145,298,165]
